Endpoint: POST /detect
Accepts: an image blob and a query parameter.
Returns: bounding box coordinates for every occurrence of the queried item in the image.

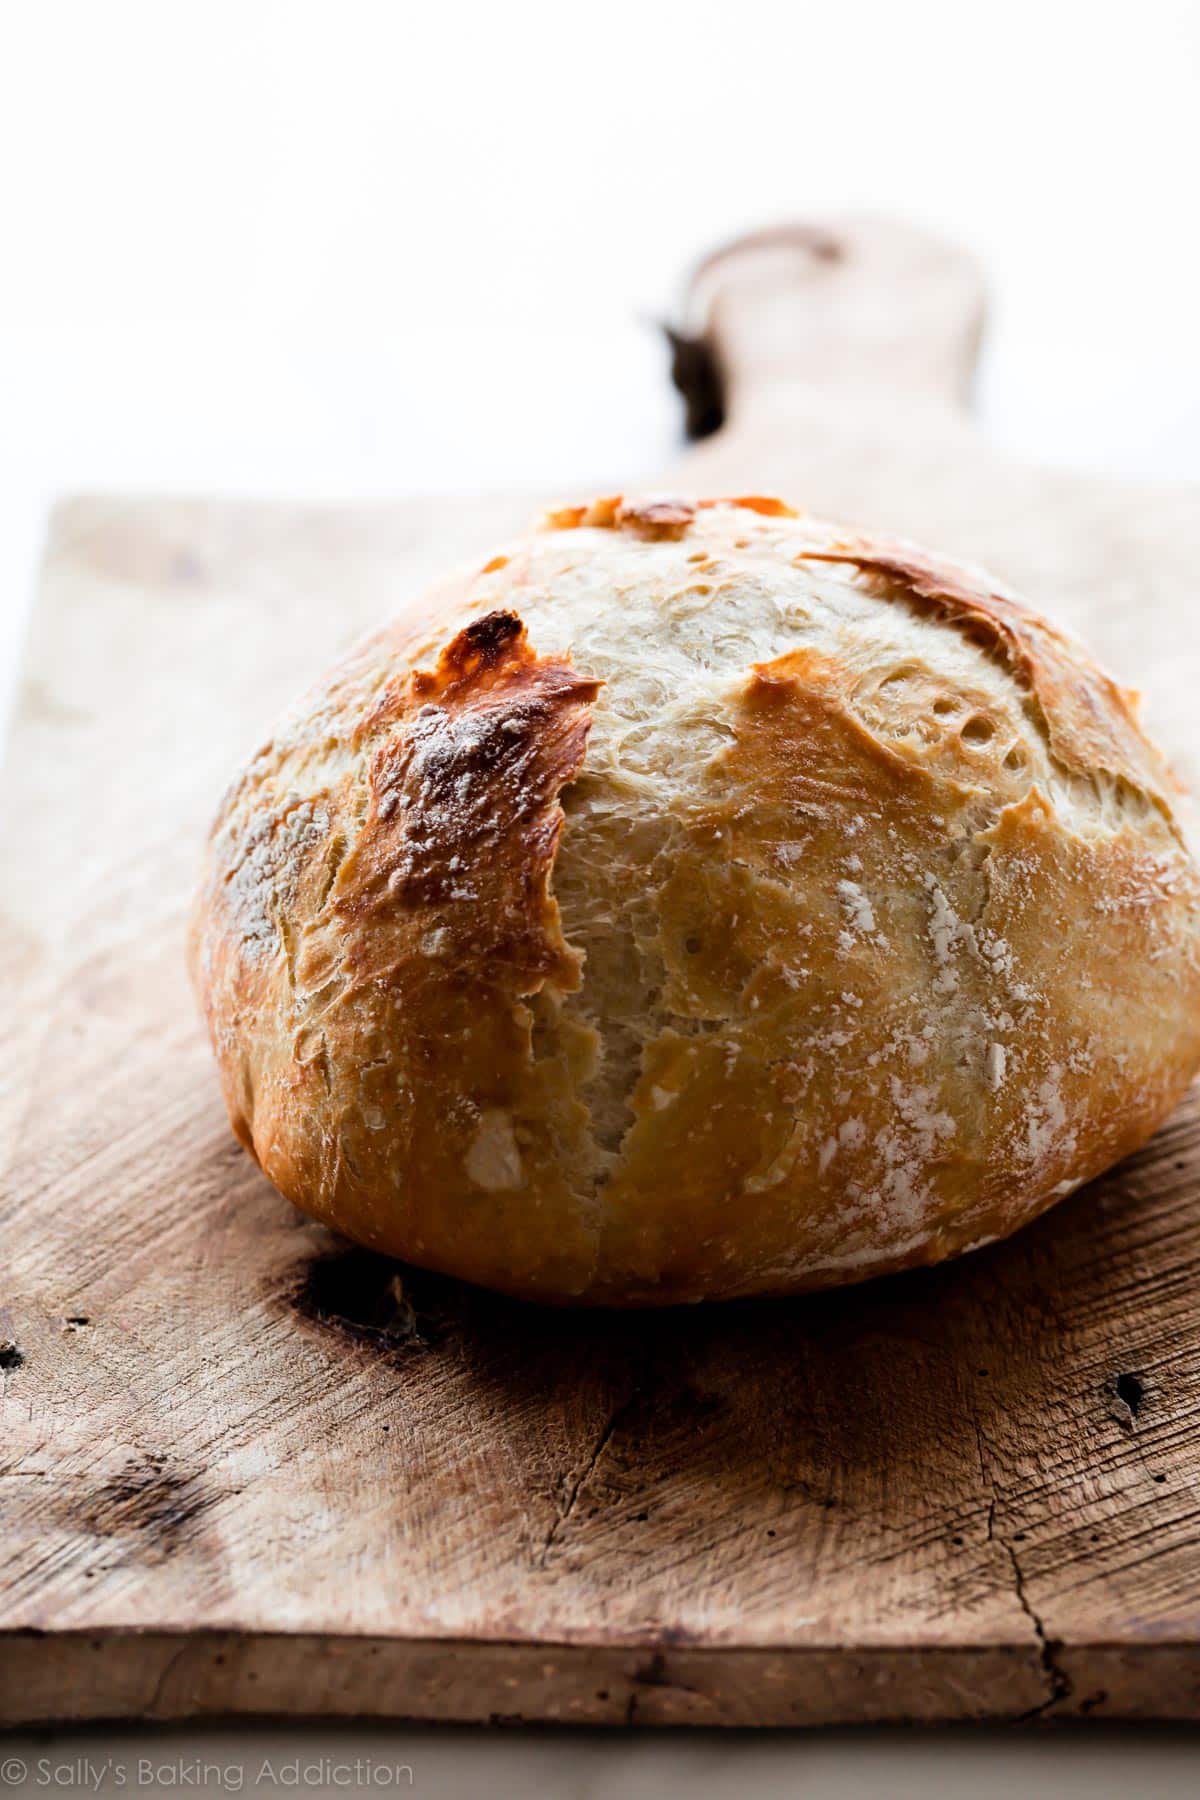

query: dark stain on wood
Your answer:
[77,1457,217,1556]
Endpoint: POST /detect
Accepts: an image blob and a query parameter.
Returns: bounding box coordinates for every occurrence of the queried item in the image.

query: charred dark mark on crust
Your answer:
[341,612,601,928]
[413,609,526,695]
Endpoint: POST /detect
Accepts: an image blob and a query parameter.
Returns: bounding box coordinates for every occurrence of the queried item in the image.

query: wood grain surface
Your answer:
[4,217,1200,1728]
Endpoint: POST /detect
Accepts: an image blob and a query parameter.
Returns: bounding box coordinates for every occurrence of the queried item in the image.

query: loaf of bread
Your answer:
[189,495,1200,1303]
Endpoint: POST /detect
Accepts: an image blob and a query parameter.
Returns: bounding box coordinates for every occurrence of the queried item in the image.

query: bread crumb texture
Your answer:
[189,497,1200,1303]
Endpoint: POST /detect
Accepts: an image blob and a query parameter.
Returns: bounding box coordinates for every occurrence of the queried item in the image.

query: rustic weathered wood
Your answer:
[4,217,1200,1728]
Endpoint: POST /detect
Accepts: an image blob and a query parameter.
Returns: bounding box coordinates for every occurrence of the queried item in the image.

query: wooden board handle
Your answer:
[674,215,986,439]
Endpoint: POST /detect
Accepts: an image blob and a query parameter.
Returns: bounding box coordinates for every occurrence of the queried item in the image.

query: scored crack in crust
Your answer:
[189,496,1200,1304]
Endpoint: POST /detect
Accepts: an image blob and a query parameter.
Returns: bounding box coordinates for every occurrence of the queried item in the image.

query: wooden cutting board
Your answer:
[5,216,1200,1729]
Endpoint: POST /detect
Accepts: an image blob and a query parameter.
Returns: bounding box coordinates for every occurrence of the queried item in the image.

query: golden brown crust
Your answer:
[190,609,605,1300]
[800,539,1175,812]
[698,494,800,519]
[542,494,700,539]
[190,495,1200,1305]
[591,637,1200,1301]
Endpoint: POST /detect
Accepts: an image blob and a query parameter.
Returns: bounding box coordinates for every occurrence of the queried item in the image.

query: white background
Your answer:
[3,0,1200,718]
[3,0,1199,1791]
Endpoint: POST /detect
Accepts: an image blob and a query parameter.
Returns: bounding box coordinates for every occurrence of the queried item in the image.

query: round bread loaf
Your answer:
[190,495,1200,1304]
